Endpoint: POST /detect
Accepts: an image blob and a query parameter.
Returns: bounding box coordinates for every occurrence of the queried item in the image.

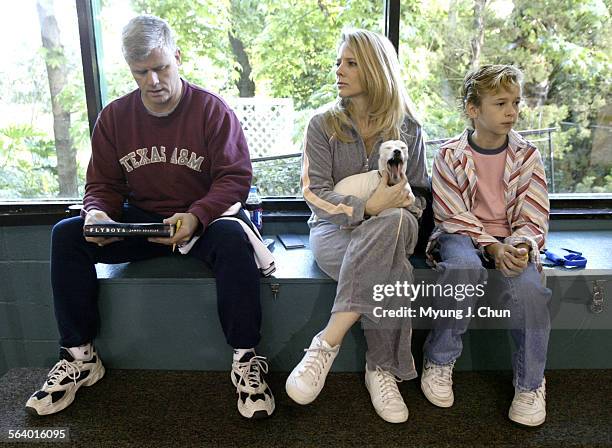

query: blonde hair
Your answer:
[324,29,419,143]
[461,64,523,125]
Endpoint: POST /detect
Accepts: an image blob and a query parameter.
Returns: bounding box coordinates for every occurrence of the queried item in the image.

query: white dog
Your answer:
[333,140,415,203]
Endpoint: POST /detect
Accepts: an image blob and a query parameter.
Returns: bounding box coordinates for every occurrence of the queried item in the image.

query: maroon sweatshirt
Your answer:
[82,79,252,228]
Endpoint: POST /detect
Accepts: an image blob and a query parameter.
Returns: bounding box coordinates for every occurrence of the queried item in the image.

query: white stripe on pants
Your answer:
[309,208,419,380]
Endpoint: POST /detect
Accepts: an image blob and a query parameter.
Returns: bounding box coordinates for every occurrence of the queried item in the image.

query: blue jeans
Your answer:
[51,204,262,349]
[423,233,551,391]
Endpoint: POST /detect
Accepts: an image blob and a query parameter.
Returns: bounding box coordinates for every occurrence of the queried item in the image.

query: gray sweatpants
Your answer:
[310,208,419,380]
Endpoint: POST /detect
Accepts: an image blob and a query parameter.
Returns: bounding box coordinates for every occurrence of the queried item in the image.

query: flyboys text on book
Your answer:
[83,223,175,237]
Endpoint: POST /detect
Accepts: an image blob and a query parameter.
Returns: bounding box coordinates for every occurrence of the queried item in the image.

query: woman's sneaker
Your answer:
[285,332,340,405]
[231,352,275,419]
[420,358,455,407]
[365,364,408,423]
[25,347,105,416]
[508,378,546,427]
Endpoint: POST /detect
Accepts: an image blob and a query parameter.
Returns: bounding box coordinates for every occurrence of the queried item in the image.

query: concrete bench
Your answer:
[92,226,612,372]
[2,218,610,378]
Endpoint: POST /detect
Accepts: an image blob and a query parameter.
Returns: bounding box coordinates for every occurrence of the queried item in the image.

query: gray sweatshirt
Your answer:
[302,111,430,228]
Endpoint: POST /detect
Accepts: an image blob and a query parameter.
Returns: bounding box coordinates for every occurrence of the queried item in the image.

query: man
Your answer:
[25,15,274,419]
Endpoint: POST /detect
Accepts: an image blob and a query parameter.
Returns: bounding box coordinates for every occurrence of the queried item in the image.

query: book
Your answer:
[83,223,175,237]
[277,233,305,249]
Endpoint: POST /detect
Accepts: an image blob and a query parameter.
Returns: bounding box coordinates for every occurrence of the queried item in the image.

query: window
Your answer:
[96,0,386,197]
[399,0,611,195]
[2,1,609,203]
[0,0,90,200]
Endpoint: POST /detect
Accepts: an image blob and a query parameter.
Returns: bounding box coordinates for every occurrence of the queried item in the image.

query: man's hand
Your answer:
[84,209,124,247]
[148,212,200,247]
[365,171,414,216]
[485,242,529,278]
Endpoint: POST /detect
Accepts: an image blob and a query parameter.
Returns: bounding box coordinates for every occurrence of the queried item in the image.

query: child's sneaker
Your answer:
[365,364,408,423]
[508,378,546,427]
[285,332,339,405]
[231,352,275,419]
[25,347,105,416]
[421,358,455,407]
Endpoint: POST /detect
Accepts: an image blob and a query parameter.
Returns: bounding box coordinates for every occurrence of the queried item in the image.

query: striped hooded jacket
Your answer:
[426,128,550,270]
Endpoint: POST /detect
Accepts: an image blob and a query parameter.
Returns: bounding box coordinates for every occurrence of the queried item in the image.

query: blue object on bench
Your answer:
[543,248,587,268]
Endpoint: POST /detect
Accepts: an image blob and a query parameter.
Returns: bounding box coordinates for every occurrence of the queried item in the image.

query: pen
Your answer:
[173,219,182,253]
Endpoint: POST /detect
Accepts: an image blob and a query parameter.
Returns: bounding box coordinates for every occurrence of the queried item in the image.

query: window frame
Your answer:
[0,0,608,224]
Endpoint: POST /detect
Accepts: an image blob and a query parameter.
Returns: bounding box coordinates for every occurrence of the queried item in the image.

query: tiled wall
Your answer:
[0,226,59,376]
[1,222,612,377]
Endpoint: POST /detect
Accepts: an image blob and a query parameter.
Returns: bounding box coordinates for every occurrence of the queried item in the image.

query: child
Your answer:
[423,64,551,426]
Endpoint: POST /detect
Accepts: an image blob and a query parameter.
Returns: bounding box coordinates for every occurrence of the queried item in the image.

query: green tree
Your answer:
[37,0,79,197]
[253,0,382,110]
[5,0,608,199]
[491,0,611,192]
[0,125,58,198]
[400,0,611,193]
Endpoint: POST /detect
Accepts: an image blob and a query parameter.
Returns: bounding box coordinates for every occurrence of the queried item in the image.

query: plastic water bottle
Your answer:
[245,186,263,231]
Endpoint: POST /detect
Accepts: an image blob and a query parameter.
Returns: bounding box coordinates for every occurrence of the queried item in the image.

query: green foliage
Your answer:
[131,0,233,90]
[40,47,68,70]
[400,0,611,193]
[253,0,382,110]
[10,52,50,108]
[2,0,610,199]
[503,0,611,192]
[252,157,302,197]
[0,125,59,198]
[574,170,612,193]
[0,22,88,199]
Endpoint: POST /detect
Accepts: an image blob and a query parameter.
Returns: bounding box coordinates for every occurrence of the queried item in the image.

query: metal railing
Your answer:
[251,127,560,195]
[423,127,557,192]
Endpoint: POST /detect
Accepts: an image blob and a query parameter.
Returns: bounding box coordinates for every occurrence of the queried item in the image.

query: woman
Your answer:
[285,29,429,423]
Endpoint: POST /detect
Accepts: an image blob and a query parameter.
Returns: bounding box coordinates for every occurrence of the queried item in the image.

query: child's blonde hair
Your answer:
[461,64,524,127]
[324,28,419,143]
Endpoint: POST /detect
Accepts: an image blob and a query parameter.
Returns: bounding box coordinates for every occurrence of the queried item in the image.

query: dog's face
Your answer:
[378,140,408,185]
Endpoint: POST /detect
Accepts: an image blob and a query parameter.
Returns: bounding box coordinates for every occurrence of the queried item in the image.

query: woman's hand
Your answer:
[365,171,414,216]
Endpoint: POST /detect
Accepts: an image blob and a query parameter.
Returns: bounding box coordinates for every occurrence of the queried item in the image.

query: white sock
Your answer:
[233,348,255,362]
[67,343,93,361]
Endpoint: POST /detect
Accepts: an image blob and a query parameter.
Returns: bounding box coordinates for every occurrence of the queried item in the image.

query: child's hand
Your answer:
[485,243,528,278]
[502,245,529,275]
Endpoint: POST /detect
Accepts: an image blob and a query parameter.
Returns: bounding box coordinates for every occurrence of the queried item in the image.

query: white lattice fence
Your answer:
[227,98,295,158]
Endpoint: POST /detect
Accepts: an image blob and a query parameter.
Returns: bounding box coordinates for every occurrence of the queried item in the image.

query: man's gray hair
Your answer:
[122,15,177,63]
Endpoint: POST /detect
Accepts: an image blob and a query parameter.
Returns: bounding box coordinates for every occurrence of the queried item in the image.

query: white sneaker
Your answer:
[508,378,546,427]
[365,364,408,423]
[285,332,340,405]
[25,347,105,416]
[231,352,275,419]
[421,358,455,408]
